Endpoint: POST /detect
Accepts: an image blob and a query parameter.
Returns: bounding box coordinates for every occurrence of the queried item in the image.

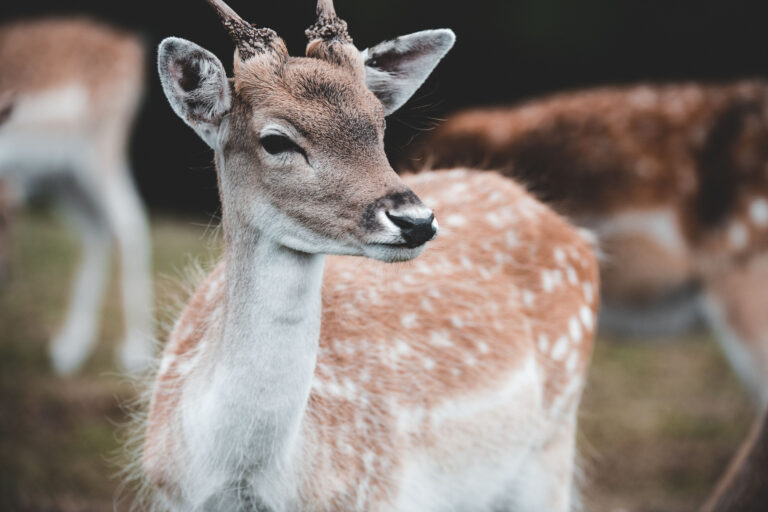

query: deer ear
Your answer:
[158,37,231,149]
[362,29,455,116]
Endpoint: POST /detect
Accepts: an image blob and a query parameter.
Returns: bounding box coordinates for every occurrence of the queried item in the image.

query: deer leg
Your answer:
[701,253,768,409]
[49,180,112,375]
[100,168,154,373]
[0,181,15,284]
[505,418,579,512]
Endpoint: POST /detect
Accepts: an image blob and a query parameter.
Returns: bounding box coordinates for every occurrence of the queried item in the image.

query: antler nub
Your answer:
[204,0,279,60]
[305,0,352,45]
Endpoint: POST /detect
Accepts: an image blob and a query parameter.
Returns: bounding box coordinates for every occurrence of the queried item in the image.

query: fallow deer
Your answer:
[0,18,154,373]
[139,1,599,510]
[410,83,768,407]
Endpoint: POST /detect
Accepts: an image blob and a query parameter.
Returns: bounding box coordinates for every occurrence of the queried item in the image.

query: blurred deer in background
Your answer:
[137,0,599,510]
[410,83,768,407]
[0,19,153,374]
[700,409,768,512]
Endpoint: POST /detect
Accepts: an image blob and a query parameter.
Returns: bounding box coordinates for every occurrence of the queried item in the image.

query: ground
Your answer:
[0,211,754,512]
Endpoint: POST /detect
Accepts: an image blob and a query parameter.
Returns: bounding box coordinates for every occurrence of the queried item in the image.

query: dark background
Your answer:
[3,0,768,213]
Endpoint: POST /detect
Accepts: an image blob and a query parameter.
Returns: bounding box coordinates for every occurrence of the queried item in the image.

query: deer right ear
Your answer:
[158,37,231,149]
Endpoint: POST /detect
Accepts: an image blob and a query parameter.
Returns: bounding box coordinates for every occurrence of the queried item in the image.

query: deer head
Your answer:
[158,0,455,262]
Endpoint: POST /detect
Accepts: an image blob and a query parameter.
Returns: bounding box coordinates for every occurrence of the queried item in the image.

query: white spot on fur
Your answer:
[415,261,432,275]
[566,351,580,373]
[395,340,411,355]
[728,222,749,250]
[423,358,436,370]
[445,214,467,227]
[750,198,768,227]
[401,314,417,328]
[569,316,583,343]
[541,271,554,292]
[583,281,594,302]
[485,211,502,228]
[580,305,594,330]
[477,341,490,354]
[554,247,566,263]
[522,290,535,308]
[538,334,550,352]
[506,230,519,248]
[566,266,578,285]
[429,330,453,347]
[551,336,569,361]
[450,315,463,328]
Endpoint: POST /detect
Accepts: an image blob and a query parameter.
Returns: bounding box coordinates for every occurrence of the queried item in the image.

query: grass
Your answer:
[0,211,755,512]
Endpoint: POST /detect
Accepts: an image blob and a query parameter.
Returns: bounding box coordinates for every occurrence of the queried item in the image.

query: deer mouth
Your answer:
[361,241,428,263]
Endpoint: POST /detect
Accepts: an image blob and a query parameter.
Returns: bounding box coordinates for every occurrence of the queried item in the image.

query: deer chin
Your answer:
[361,242,427,263]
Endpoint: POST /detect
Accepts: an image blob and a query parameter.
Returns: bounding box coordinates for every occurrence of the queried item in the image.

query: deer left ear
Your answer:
[362,29,456,116]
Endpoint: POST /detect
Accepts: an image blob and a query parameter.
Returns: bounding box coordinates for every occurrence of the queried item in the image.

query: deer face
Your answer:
[158,0,454,262]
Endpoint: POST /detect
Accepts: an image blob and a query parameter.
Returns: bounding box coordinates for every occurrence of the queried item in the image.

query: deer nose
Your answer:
[386,211,438,248]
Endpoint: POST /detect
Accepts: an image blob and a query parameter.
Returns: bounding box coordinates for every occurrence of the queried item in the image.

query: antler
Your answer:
[305,0,353,45]
[204,0,279,60]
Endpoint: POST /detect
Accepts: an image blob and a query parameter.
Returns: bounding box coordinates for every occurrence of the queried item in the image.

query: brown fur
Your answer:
[224,50,403,245]
[410,81,768,308]
[408,81,768,404]
[0,18,145,119]
[144,170,600,505]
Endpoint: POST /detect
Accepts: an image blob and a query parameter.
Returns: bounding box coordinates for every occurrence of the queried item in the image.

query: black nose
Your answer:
[386,211,437,248]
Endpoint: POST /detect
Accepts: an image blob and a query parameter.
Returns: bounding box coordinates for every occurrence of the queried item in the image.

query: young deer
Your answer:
[0,18,154,373]
[141,1,599,510]
[410,83,768,407]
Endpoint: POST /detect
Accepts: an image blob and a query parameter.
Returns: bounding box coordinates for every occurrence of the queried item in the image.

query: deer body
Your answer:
[141,1,598,510]
[0,18,153,373]
[413,82,768,405]
[144,170,599,511]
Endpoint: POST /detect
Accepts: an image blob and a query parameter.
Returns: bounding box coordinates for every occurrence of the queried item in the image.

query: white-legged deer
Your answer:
[139,1,599,510]
[411,83,768,407]
[0,18,154,374]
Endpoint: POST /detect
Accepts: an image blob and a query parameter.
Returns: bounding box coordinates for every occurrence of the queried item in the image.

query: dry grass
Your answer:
[0,211,755,511]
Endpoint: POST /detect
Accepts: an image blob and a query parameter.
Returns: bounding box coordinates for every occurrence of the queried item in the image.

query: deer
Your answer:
[137,0,600,510]
[0,18,154,374]
[700,408,768,512]
[408,82,768,408]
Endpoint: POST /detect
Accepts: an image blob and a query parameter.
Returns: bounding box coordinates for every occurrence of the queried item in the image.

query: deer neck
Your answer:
[200,187,326,474]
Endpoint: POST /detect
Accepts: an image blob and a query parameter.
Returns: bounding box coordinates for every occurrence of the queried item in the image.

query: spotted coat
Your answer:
[144,169,599,508]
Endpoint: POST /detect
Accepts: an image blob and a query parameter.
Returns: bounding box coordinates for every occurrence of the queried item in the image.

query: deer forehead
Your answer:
[235,57,385,148]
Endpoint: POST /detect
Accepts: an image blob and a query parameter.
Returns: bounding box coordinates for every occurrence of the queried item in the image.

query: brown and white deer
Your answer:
[0,18,154,373]
[139,0,599,510]
[411,83,768,407]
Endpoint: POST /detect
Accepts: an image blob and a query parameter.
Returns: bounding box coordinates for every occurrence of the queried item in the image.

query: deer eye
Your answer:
[260,134,303,156]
